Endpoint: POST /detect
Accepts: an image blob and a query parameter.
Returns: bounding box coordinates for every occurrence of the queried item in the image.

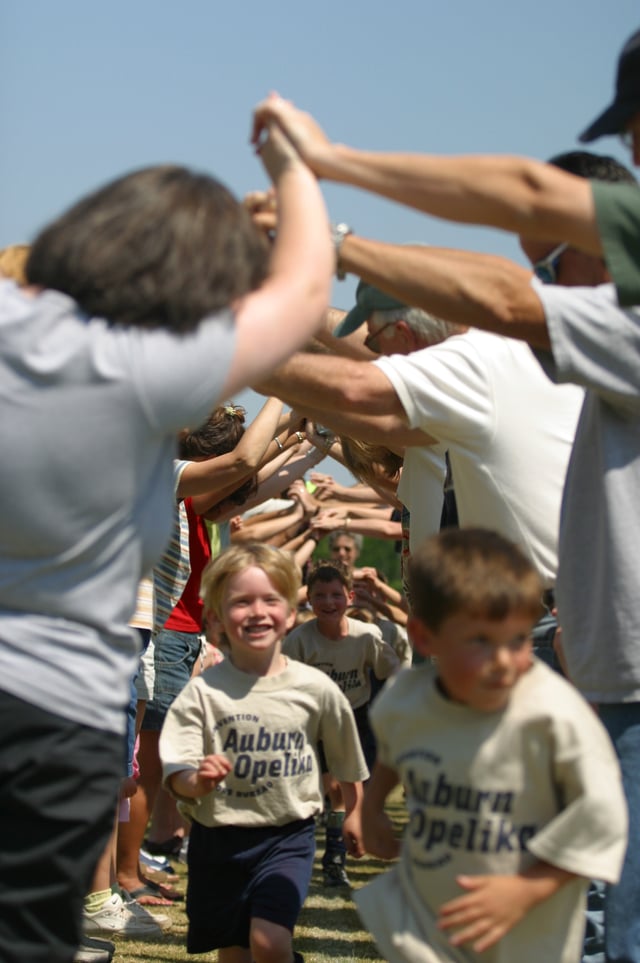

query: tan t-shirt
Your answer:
[160,656,369,828]
[356,660,627,963]
[284,617,399,709]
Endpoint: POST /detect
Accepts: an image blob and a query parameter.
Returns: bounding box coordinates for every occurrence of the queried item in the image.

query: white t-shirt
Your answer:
[397,445,447,552]
[160,656,369,827]
[356,660,627,963]
[375,330,583,586]
[0,281,235,733]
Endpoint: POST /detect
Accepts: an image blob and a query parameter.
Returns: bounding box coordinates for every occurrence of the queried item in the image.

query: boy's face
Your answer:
[209,565,295,658]
[410,610,534,713]
[308,578,352,625]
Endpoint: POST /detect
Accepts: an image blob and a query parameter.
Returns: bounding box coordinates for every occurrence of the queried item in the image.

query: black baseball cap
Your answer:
[579,28,640,142]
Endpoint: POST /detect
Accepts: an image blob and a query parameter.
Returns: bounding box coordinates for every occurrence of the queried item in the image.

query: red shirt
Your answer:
[165,498,211,632]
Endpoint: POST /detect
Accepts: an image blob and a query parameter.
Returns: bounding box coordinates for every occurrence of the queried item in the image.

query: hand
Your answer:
[244,189,278,237]
[286,480,317,518]
[343,809,365,859]
[438,874,534,952]
[362,808,401,860]
[308,470,338,500]
[254,118,304,185]
[312,508,344,533]
[194,754,233,796]
[251,94,333,175]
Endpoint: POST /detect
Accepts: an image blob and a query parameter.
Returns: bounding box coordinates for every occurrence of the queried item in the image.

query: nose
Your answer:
[492,645,513,672]
[248,598,267,618]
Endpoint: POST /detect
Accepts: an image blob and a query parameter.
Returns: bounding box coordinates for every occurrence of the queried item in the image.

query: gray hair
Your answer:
[371,306,463,346]
[328,530,364,553]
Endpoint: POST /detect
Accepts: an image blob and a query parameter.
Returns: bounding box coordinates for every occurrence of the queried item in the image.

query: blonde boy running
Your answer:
[159,544,367,963]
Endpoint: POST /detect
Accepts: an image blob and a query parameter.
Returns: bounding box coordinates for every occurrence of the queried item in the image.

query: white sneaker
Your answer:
[120,889,172,929]
[83,891,170,938]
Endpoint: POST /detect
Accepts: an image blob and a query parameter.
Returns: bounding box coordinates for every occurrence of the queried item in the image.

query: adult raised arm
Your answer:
[251,96,601,255]
[222,118,333,398]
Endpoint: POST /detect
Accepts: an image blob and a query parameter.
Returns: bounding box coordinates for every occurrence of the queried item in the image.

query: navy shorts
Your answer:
[186,817,316,953]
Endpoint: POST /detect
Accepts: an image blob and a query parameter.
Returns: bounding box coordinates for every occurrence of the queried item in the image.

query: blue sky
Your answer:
[2,1,638,482]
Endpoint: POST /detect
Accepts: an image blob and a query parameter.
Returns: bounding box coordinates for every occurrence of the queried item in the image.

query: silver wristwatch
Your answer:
[330,222,353,280]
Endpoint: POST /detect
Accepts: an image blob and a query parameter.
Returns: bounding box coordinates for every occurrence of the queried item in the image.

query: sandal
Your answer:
[128,884,174,907]
[140,876,184,902]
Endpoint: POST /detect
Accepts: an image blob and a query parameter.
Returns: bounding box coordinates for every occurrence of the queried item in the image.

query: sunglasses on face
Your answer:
[533,242,569,285]
[364,319,397,350]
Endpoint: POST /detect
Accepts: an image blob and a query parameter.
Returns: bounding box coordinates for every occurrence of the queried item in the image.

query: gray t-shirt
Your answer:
[533,279,640,702]
[0,281,235,733]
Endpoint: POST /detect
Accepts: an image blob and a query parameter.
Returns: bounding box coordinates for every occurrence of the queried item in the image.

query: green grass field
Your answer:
[113,786,407,963]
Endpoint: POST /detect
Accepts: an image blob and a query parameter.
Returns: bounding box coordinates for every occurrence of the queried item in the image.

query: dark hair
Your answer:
[178,405,246,460]
[409,528,542,629]
[26,165,269,332]
[548,150,637,185]
[306,560,353,594]
[179,404,257,506]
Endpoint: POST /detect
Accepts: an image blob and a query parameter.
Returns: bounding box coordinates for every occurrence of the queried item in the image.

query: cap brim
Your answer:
[578,97,638,143]
[332,303,369,338]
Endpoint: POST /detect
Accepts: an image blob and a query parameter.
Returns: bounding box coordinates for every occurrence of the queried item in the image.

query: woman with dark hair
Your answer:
[0,116,333,963]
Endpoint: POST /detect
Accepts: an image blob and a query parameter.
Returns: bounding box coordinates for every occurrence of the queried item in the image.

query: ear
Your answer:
[408,615,437,660]
[203,608,223,644]
[396,320,417,353]
[348,589,355,604]
[285,608,297,631]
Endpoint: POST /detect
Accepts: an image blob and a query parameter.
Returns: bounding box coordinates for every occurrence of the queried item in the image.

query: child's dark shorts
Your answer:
[186,816,316,953]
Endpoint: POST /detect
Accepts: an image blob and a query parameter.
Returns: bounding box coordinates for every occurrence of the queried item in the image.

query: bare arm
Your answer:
[340,780,365,858]
[252,97,601,255]
[312,509,402,541]
[222,119,333,398]
[362,761,401,859]
[255,351,412,421]
[339,235,551,350]
[186,397,285,511]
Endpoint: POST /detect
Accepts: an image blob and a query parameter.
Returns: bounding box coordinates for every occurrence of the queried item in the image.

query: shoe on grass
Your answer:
[322,863,350,887]
[83,891,169,938]
[120,888,172,928]
[73,934,115,963]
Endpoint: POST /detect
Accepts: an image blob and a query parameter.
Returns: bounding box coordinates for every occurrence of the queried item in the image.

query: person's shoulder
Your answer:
[373,663,435,713]
[283,619,317,646]
[285,657,339,691]
[345,617,383,641]
[511,659,603,731]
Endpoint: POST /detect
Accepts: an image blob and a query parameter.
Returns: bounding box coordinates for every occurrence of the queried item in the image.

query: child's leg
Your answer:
[321,774,348,887]
[217,947,252,963]
[250,918,295,963]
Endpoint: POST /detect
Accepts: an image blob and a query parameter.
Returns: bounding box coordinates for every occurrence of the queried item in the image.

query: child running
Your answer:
[159,543,368,963]
[356,528,627,963]
[284,560,399,886]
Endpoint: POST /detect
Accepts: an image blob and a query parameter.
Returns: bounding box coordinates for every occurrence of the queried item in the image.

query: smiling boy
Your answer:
[284,561,399,885]
[158,544,368,963]
[356,529,627,963]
